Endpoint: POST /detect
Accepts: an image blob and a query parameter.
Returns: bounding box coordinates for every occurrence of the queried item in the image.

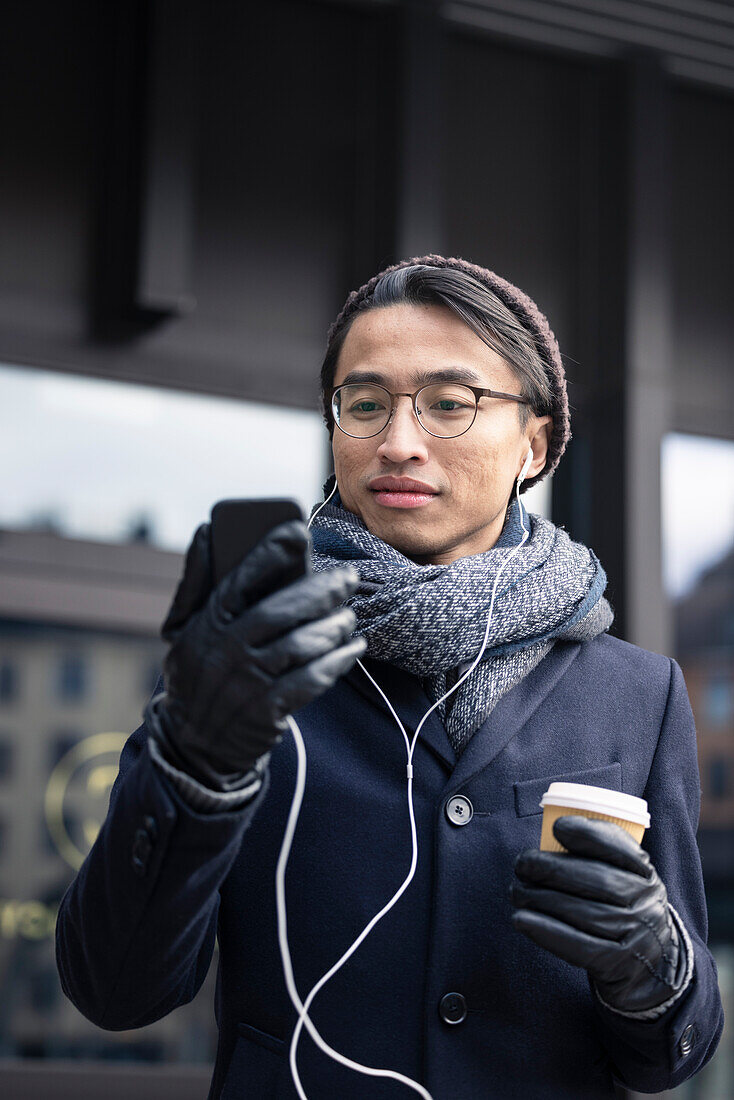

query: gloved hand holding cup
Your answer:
[511,783,692,1016]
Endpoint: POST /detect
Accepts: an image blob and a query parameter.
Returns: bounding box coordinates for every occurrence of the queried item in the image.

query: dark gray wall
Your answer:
[2,3,732,428]
[672,84,734,440]
[0,0,398,408]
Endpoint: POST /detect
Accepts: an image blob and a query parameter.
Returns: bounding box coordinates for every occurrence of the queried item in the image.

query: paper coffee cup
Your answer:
[539,783,650,852]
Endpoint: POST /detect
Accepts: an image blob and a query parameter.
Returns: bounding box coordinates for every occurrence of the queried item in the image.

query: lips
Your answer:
[368,477,438,494]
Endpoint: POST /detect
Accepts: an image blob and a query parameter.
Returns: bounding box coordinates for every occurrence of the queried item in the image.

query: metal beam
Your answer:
[624,51,674,654]
[550,57,629,641]
[136,0,199,315]
[395,0,446,257]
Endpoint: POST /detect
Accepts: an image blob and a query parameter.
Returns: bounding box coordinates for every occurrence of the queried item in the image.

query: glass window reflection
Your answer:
[660,431,734,1099]
[0,363,327,1070]
[0,361,325,552]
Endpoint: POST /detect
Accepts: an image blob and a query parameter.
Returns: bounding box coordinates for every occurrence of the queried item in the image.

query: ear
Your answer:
[524,416,553,478]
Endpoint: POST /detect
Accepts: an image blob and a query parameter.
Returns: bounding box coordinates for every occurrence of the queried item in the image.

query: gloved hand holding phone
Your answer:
[146,517,366,790]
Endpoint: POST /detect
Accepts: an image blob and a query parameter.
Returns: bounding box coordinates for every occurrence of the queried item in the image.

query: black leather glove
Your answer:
[510,815,689,1015]
[146,517,366,789]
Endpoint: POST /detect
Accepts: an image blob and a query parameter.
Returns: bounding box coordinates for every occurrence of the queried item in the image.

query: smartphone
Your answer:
[210,498,309,586]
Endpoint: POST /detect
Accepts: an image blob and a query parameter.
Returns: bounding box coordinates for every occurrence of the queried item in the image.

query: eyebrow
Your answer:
[338,366,486,387]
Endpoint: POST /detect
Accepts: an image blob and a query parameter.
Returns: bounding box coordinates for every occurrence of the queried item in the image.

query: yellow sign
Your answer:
[0,899,58,939]
[44,733,128,871]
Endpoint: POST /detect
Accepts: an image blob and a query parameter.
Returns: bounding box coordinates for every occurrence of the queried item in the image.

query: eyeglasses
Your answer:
[328,382,530,439]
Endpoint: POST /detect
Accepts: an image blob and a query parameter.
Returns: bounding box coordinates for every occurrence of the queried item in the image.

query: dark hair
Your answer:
[319,264,554,437]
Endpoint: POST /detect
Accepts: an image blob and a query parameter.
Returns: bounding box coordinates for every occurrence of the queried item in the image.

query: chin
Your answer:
[366,517,442,560]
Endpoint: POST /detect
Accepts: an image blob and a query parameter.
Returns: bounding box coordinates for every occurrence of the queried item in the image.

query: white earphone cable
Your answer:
[277,455,532,1097]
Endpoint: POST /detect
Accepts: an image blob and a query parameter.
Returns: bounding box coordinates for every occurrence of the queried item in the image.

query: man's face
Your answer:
[331,302,552,565]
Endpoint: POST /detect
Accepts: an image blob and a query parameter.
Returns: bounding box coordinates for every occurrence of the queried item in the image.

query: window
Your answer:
[708,757,730,800]
[662,430,734,952]
[662,434,734,602]
[705,677,733,729]
[0,361,324,553]
[50,732,83,769]
[0,659,18,703]
[0,739,12,779]
[54,654,88,704]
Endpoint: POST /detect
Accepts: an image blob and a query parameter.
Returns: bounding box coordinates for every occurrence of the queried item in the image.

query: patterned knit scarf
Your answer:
[309,476,614,756]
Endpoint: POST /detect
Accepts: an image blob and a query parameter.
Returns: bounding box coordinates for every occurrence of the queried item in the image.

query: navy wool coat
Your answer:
[56,634,724,1098]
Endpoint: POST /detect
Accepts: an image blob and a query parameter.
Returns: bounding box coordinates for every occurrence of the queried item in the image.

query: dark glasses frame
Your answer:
[326,382,531,439]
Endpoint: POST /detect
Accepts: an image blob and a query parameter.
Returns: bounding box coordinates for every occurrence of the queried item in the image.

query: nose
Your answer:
[375,395,430,465]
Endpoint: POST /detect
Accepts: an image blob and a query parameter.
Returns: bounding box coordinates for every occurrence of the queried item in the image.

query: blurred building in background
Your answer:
[1,1,732,1097]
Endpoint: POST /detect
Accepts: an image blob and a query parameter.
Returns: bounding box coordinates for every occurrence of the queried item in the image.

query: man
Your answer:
[56,255,723,1098]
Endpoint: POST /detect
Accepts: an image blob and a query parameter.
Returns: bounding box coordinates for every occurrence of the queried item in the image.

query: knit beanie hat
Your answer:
[326,254,571,494]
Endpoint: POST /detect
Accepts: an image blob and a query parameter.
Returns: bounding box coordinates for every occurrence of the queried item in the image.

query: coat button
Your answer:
[131,826,153,876]
[446,795,473,826]
[679,1024,697,1057]
[439,992,467,1025]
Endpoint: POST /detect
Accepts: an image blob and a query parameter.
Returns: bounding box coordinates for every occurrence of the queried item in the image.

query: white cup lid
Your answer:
[540,782,650,828]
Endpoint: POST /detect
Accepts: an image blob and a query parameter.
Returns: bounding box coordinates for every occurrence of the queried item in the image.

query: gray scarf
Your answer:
[309,477,614,755]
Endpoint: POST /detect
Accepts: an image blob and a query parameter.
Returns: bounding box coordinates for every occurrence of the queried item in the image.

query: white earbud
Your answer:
[518,448,533,485]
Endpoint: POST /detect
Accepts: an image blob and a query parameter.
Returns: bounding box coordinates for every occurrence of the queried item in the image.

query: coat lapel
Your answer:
[448,640,582,789]
[343,657,456,770]
[343,642,582,782]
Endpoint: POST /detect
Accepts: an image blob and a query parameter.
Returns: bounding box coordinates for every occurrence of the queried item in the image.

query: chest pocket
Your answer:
[513,762,623,817]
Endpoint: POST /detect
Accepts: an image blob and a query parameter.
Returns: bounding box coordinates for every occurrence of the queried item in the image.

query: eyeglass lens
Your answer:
[333,383,477,438]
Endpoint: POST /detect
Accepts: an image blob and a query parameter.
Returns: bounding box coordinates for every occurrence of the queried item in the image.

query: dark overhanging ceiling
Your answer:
[435,0,734,93]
